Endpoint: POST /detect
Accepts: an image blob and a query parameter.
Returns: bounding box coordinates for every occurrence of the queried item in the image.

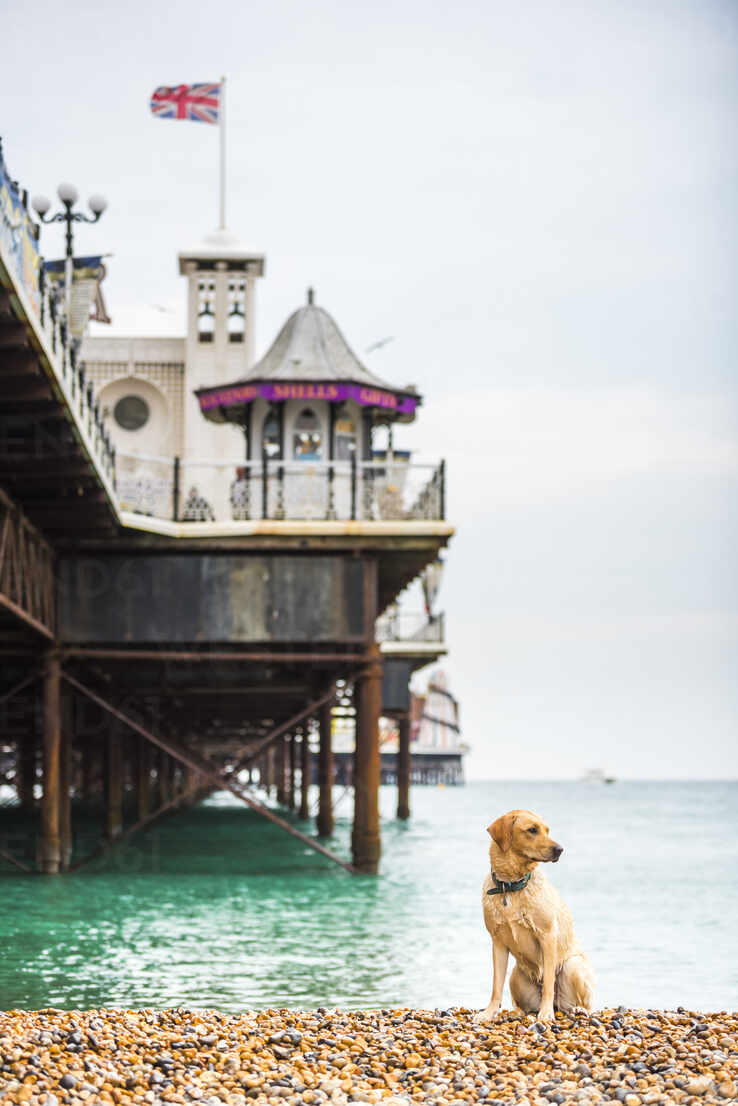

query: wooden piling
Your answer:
[17,734,36,810]
[352,644,382,873]
[136,736,151,820]
[106,732,123,840]
[40,652,62,874]
[299,731,311,819]
[276,737,287,805]
[158,748,171,805]
[183,764,200,805]
[317,699,334,837]
[288,733,297,810]
[264,746,275,795]
[59,691,73,870]
[397,711,411,821]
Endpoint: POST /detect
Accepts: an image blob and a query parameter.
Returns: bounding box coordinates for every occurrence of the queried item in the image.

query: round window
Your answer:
[113,395,150,431]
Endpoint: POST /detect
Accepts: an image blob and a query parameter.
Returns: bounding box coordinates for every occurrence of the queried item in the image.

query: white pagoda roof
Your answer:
[239,291,401,391]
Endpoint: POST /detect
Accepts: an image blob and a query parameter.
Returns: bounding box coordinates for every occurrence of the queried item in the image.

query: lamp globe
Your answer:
[57,182,79,205]
[88,193,108,216]
[31,195,51,217]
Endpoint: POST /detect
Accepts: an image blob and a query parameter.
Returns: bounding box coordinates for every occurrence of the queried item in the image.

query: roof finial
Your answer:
[307,287,314,305]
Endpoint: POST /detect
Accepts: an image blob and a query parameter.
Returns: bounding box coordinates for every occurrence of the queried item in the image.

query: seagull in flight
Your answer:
[365,336,394,353]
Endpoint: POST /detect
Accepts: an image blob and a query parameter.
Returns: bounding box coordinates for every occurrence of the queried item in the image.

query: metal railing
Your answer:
[116,453,446,523]
[0,145,116,488]
[375,611,445,643]
[36,274,117,485]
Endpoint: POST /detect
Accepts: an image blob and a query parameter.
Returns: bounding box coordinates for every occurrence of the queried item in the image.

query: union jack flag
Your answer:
[150,83,221,124]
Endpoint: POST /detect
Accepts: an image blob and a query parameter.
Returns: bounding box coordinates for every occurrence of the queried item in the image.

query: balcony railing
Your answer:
[116,453,446,523]
[375,611,445,643]
[0,146,116,487]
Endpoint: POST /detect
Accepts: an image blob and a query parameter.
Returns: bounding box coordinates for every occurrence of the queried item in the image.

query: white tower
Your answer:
[178,228,265,462]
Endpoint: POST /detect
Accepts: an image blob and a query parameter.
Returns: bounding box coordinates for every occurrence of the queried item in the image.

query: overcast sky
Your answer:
[3,0,736,778]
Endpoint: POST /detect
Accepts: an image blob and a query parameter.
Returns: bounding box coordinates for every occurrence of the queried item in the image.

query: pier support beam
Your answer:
[397,712,411,821]
[299,731,311,820]
[136,736,151,820]
[40,652,62,874]
[17,734,36,810]
[276,737,288,805]
[352,645,382,873]
[158,749,171,806]
[264,746,275,795]
[59,697,73,870]
[317,699,334,837]
[288,733,297,810]
[106,733,123,840]
[62,670,357,874]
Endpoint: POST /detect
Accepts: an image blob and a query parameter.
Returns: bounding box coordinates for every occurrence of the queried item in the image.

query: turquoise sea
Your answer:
[1,781,736,1012]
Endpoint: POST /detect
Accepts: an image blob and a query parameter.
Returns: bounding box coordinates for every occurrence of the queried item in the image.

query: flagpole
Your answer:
[219,74,226,230]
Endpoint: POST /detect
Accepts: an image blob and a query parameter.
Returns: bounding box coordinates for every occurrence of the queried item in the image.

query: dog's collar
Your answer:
[487,868,531,905]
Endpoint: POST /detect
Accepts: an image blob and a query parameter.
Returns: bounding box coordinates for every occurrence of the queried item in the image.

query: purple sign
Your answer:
[197,380,419,415]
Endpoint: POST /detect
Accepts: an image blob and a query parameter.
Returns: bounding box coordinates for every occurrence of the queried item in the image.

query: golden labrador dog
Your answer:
[476,808,595,1022]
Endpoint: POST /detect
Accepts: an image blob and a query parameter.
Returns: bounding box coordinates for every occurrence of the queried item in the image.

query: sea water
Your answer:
[1,780,736,1012]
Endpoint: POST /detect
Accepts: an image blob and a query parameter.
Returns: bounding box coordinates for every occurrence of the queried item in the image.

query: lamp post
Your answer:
[31,183,107,321]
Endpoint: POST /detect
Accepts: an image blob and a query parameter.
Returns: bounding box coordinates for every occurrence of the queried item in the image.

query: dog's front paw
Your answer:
[474,1005,500,1024]
[537,1005,555,1022]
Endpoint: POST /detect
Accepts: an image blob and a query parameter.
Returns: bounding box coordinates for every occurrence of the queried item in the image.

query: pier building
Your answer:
[0,138,453,876]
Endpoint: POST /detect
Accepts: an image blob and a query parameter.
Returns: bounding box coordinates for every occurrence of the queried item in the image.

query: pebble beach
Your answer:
[0,1008,735,1106]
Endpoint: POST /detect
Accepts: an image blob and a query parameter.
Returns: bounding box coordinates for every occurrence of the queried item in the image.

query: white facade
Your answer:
[81,230,265,518]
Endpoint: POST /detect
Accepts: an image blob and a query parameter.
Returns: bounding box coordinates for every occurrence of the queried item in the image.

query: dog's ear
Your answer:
[487,812,516,852]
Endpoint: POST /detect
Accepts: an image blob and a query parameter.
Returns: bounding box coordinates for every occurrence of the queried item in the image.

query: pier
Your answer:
[0,141,453,876]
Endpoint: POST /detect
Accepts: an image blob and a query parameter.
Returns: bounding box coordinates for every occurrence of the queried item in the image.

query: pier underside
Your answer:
[1,538,448,876]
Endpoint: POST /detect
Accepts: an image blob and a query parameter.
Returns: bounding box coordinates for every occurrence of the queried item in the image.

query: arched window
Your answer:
[334,414,356,460]
[198,304,215,343]
[228,306,245,343]
[262,411,282,459]
[293,407,322,461]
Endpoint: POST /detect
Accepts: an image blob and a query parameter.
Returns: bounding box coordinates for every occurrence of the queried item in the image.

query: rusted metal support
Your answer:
[317,699,334,837]
[182,764,200,804]
[70,777,193,872]
[105,733,123,840]
[136,736,151,820]
[352,644,382,873]
[276,736,288,805]
[159,748,172,805]
[0,489,56,639]
[17,734,36,809]
[61,670,355,873]
[0,845,32,874]
[0,669,39,707]
[61,648,365,663]
[226,685,338,779]
[299,731,311,820]
[59,692,73,870]
[40,652,61,874]
[288,733,297,810]
[264,747,274,794]
[397,712,411,821]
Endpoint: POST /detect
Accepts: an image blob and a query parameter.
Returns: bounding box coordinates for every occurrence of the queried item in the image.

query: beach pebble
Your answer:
[685,1075,713,1095]
[0,1007,735,1106]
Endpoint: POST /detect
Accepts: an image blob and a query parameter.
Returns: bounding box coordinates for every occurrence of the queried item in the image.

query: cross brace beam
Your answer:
[61,671,355,874]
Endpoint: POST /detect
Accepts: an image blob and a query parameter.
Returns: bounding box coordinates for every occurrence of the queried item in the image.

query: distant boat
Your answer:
[582,768,616,784]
